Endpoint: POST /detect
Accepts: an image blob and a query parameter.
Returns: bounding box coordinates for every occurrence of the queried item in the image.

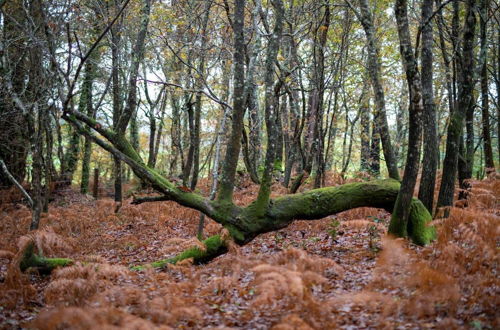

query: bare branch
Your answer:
[0,159,33,207]
[131,195,172,205]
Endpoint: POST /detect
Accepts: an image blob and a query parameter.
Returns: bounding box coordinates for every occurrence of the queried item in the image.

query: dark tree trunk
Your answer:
[190,0,212,190]
[290,2,330,191]
[111,10,123,203]
[390,0,424,237]
[27,0,46,230]
[370,116,381,175]
[479,0,494,172]
[497,28,500,164]
[0,0,30,188]
[360,79,371,172]
[312,2,330,188]
[80,57,97,194]
[355,0,400,180]
[418,0,438,213]
[217,0,246,203]
[254,0,284,214]
[170,91,183,176]
[148,92,166,169]
[437,0,477,210]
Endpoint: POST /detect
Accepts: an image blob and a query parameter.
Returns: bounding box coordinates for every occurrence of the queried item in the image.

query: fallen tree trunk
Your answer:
[20,179,435,273]
[17,110,436,274]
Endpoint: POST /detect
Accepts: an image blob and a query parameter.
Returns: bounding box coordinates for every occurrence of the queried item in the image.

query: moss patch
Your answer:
[407,198,436,245]
[131,235,228,271]
[19,243,73,273]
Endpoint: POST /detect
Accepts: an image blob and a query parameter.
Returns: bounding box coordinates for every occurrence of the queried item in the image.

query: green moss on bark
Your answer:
[19,243,73,273]
[389,198,436,246]
[131,235,228,271]
[407,198,436,245]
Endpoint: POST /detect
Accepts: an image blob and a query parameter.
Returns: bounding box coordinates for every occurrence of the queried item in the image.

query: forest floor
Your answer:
[0,174,498,329]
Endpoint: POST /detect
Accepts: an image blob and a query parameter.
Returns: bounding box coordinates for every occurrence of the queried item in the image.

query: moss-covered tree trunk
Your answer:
[39,0,434,275]
[19,243,73,273]
[22,175,435,272]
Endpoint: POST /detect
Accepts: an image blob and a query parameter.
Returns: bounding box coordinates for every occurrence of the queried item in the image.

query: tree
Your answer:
[112,0,151,203]
[437,0,477,210]
[54,0,435,270]
[479,0,495,173]
[349,0,401,180]
[0,0,30,188]
[389,0,425,238]
[417,0,438,213]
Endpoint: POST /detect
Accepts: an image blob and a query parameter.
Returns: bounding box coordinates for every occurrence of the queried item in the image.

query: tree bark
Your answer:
[23,176,435,273]
[360,79,371,172]
[217,0,246,203]
[254,0,284,214]
[390,0,424,237]
[418,0,438,213]
[437,0,477,210]
[370,114,381,175]
[243,1,263,184]
[80,58,97,194]
[290,1,330,192]
[479,0,495,172]
[111,4,123,203]
[189,0,212,190]
[0,0,30,188]
[355,0,400,180]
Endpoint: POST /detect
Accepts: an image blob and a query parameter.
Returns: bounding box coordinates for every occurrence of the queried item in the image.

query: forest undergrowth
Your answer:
[0,173,498,329]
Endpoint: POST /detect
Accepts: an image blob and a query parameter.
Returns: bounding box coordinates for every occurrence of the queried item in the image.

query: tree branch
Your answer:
[62,0,132,114]
[0,159,33,207]
[131,195,172,205]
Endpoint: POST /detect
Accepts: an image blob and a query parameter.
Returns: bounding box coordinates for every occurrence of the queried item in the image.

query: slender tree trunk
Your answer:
[170,91,182,176]
[356,0,400,180]
[217,0,246,203]
[183,96,195,185]
[150,92,167,169]
[111,11,123,203]
[312,2,330,188]
[389,0,424,237]
[370,115,381,175]
[254,0,284,214]
[244,1,262,183]
[290,1,330,191]
[130,110,140,153]
[360,79,371,172]
[30,104,43,231]
[479,0,494,172]
[190,0,212,190]
[80,58,97,194]
[198,102,230,238]
[418,0,438,213]
[497,28,500,164]
[437,0,477,210]
[436,0,454,116]
[27,0,46,230]
[282,1,304,187]
[342,107,361,175]
[0,0,30,188]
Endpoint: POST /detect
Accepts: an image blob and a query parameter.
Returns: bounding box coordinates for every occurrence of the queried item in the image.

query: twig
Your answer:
[62,0,132,114]
[0,159,33,207]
